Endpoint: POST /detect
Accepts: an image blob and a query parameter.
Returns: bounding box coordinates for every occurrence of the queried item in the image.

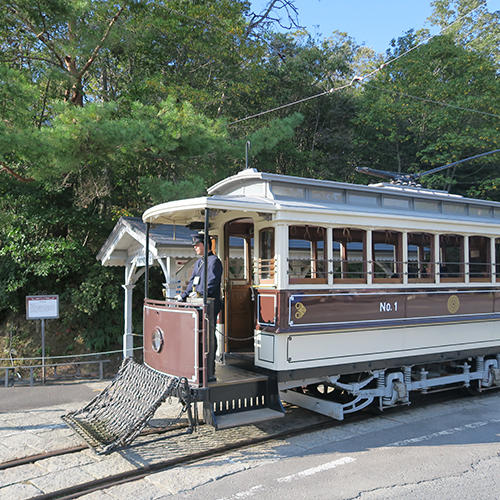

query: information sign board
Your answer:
[26,295,59,320]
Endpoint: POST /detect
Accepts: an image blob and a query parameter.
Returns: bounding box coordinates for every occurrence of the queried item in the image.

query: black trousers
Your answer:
[207,299,221,380]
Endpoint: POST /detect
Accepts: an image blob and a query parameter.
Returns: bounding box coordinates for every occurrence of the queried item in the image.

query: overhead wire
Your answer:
[156,3,494,126]
[229,3,486,126]
[368,85,500,119]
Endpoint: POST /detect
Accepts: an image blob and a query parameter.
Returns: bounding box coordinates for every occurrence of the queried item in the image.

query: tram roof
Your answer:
[142,193,278,225]
[143,169,500,226]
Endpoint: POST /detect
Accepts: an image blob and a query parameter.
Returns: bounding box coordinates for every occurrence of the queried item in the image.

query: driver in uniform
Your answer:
[177,234,222,381]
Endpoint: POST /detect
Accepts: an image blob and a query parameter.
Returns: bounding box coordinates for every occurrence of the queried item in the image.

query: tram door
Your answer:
[224,219,254,353]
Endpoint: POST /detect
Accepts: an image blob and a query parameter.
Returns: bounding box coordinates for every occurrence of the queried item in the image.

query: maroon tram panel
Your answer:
[256,288,500,333]
[143,299,201,386]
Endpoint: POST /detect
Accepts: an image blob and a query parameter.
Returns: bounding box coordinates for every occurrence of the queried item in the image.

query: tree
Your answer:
[429,0,500,63]
[1,1,135,106]
[354,32,500,196]
[0,0,313,350]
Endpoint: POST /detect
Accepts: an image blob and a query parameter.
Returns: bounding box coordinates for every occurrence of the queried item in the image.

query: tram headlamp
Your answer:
[152,327,164,353]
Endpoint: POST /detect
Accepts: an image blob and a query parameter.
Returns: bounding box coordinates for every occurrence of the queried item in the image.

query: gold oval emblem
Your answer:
[447,295,460,314]
[294,302,307,319]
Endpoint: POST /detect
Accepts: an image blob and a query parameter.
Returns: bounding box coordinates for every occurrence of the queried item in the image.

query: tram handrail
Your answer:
[283,257,500,283]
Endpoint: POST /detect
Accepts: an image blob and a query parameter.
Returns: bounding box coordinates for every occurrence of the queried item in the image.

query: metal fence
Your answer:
[0,349,134,387]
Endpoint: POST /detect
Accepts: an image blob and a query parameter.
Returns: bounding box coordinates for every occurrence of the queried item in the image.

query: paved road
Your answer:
[1,380,499,499]
[176,392,500,500]
[0,379,108,412]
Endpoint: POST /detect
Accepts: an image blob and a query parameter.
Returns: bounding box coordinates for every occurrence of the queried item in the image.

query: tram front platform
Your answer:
[203,356,285,430]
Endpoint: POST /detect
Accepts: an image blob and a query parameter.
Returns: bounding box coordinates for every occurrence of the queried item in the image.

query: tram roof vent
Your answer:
[368,182,463,199]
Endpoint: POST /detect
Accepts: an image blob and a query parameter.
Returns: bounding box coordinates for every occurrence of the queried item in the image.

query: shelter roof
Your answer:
[97,216,197,267]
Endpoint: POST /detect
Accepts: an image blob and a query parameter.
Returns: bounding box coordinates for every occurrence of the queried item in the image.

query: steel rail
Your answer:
[0,422,190,471]
[34,417,345,500]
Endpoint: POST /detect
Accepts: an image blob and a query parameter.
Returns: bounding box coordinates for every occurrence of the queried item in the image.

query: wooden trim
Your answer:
[290,277,328,284]
[333,278,366,284]
[372,277,403,283]
[259,278,275,284]
[408,278,435,283]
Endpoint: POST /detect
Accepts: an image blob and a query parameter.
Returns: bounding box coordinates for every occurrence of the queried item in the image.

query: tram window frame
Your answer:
[332,228,367,284]
[258,227,275,284]
[288,225,328,285]
[469,236,491,282]
[407,232,435,283]
[496,238,500,279]
[439,234,465,282]
[372,231,403,283]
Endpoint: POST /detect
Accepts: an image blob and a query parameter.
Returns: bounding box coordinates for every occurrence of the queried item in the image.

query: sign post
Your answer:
[26,295,59,383]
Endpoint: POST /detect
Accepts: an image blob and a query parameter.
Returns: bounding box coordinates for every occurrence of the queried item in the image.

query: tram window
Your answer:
[439,234,464,281]
[288,225,327,284]
[408,232,434,282]
[372,231,403,282]
[496,239,500,278]
[228,236,253,281]
[332,228,366,283]
[469,236,490,281]
[258,228,275,283]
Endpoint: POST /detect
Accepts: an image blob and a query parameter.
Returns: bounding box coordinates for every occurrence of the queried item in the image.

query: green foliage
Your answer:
[139,177,206,205]
[429,0,500,63]
[354,32,499,194]
[1,0,499,355]
[0,172,122,348]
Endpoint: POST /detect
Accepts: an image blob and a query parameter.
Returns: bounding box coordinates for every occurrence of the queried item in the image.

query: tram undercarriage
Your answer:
[280,354,500,421]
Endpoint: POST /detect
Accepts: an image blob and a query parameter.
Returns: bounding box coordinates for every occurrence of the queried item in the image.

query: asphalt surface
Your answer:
[0,379,109,412]
[1,376,499,499]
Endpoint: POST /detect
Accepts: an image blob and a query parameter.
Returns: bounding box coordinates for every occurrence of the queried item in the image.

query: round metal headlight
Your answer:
[152,327,164,353]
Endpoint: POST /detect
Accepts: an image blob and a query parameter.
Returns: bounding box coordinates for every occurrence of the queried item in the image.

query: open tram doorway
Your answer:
[223,218,255,357]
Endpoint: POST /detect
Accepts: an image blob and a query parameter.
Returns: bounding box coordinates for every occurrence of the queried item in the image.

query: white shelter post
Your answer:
[158,256,177,298]
[122,283,135,358]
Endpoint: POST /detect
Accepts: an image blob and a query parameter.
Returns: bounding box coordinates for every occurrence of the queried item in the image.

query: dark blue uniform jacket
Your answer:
[182,252,223,315]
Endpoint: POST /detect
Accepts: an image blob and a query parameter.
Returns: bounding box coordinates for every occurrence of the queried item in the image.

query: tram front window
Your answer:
[258,228,275,283]
[288,225,327,284]
[228,236,253,281]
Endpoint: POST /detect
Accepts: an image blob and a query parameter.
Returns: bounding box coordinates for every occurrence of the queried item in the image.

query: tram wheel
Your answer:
[304,383,357,405]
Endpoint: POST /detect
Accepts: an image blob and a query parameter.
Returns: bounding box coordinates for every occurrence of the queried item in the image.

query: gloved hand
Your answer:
[175,294,184,302]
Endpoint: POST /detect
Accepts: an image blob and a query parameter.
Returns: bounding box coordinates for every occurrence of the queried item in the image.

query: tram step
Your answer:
[203,372,285,429]
[214,408,285,429]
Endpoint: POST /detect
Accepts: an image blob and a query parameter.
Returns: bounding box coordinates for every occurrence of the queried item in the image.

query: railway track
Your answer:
[35,416,342,499]
[0,423,190,471]
[3,388,496,499]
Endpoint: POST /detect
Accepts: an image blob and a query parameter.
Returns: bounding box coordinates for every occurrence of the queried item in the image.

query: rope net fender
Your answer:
[61,357,196,454]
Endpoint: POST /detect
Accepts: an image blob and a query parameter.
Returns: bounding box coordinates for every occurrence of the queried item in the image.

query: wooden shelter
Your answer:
[97,216,197,357]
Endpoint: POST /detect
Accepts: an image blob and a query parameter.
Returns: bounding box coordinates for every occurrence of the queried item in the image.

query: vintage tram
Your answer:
[65,167,500,452]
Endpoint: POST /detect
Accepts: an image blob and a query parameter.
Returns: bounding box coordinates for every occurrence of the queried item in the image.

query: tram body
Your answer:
[142,168,500,426]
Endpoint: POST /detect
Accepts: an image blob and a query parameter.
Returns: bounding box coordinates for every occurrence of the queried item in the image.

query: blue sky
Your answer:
[251,0,499,53]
